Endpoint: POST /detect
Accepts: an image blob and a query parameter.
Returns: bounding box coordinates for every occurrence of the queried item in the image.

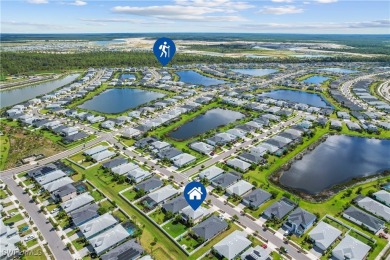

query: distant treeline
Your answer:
[1,51,390,75]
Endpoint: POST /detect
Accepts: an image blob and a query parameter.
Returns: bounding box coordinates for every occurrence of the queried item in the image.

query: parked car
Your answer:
[50,208,60,214]
[24,235,35,242]
[379,233,388,239]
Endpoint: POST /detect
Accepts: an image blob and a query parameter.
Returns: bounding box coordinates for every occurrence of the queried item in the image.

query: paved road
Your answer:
[1,176,73,260]
[209,195,310,260]
[377,79,390,102]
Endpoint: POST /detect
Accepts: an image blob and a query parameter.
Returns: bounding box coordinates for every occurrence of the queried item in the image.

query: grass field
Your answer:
[22,246,47,260]
[178,234,201,252]
[162,220,188,238]
[65,161,187,259]
[0,135,10,170]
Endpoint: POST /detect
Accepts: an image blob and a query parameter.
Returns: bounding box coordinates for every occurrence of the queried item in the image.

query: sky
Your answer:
[1,0,389,34]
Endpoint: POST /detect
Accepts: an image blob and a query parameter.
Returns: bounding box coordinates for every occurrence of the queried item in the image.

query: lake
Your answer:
[176,70,226,86]
[292,54,329,58]
[318,68,359,74]
[169,108,245,140]
[1,74,80,108]
[303,76,329,84]
[120,74,136,80]
[259,90,332,108]
[78,88,165,114]
[279,135,390,194]
[94,39,126,46]
[231,69,278,77]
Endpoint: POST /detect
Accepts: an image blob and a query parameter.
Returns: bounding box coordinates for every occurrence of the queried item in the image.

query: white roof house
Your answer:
[112,162,139,175]
[227,158,251,172]
[127,168,152,183]
[35,170,67,186]
[91,150,116,162]
[122,128,141,139]
[374,190,390,206]
[147,185,178,204]
[79,213,118,239]
[171,153,196,168]
[84,145,108,156]
[213,230,251,260]
[43,177,73,193]
[190,142,214,155]
[90,224,130,255]
[357,197,390,222]
[332,235,370,260]
[308,221,342,251]
[180,206,211,223]
[226,180,253,196]
[61,193,94,213]
[199,166,224,181]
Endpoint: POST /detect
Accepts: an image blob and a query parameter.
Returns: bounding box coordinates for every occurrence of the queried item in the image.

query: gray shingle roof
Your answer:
[162,195,187,214]
[343,206,385,232]
[263,197,296,219]
[242,189,272,208]
[213,230,251,260]
[100,239,144,260]
[332,235,370,260]
[192,215,228,241]
[211,172,240,189]
[308,221,342,250]
[135,177,163,193]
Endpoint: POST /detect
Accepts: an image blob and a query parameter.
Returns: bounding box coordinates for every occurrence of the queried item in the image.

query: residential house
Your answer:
[308,221,342,251]
[213,230,251,260]
[51,183,77,202]
[227,158,251,172]
[157,147,182,160]
[373,190,390,207]
[34,169,67,185]
[28,163,57,178]
[43,177,74,193]
[263,197,296,220]
[70,203,99,226]
[162,195,188,214]
[79,213,118,239]
[190,142,214,155]
[226,180,253,197]
[91,150,116,162]
[100,239,144,260]
[143,185,179,209]
[84,145,108,156]
[61,193,94,213]
[101,120,115,129]
[332,235,370,260]
[242,189,272,209]
[198,166,224,181]
[90,224,130,255]
[180,206,211,224]
[282,207,317,236]
[356,197,390,222]
[171,153,196,168]
[61,127,79,137]
[211,172,240,189]
[102,157,128,170]
[112,162,139,176]
[240,245,272,260]
[343,206,385,233]
[135,177,163,193]
[192,215,228,241]
[0,219,21,259]
[127,168,152,183]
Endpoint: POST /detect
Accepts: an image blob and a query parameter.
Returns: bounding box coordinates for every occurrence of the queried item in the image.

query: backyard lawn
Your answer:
[122,189,138,202]
[162,220,188,238]
[149,209,172,224]
[178,234,201,252]
[4,214,24,224]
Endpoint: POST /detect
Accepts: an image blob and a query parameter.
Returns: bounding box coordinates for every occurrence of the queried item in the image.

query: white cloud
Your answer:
[112,0,251,22]
[27,0,48,4]
[258,5,303,15]
[2,20,74,30]
[69,0,87,6]
[271,0,294,3]
[315,0,338,3]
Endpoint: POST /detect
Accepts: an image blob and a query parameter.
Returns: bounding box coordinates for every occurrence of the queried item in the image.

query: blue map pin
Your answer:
[153,37,176,66]
[184,181,207,211]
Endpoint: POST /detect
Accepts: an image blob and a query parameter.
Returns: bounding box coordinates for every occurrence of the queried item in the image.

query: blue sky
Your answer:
[2,0,389,34]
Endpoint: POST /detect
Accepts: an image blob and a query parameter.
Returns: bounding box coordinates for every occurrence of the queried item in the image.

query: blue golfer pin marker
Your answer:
[184,181,207,211]
[153,37,176,66]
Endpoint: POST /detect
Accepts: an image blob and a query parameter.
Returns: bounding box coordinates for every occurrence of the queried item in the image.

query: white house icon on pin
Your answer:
[187,187,203,200]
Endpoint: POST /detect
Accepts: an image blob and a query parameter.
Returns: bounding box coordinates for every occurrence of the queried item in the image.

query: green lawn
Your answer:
[72,239,86,251]
[112,210,128,222]
[4,214,24,224]
[99,200,116,212]
[119,137,136,147]
[0,135,10,170]
[162,220,188,238]
[178,234,201,252]
[22,246,47,260]
[26,238,38,248]
[149,209,172,224]
[0,189,8,199]
[63,161,187,259]
[90,190,104,202]
[122,189,138,202]
[66,228,78,237]
[69,152,86,163]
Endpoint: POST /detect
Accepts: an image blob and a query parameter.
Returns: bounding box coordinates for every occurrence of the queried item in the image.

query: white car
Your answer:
[24,235,35,242]
[50,208,60,214]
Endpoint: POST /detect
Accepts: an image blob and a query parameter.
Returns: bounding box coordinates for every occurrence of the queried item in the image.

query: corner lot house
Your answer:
[343,206,385,233]
[308,221,342,251]
[198,166,224,181]
[213,230,251,260]
[332,235,370,260]
[192,215,228,241]
[90,224,130,255]
[79,213,118,239]
[242,188,272,209]
[226,180,253,197]
[282,207,316,236]
[61,193,94,213]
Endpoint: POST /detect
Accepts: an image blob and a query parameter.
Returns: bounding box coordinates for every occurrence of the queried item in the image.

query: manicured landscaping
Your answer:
[162,220,188,238]
[4,213,24,224]
[149,209,172,224]
[122,189,138,202]
[26,238,38,248]
[90,189,104,202]
[178,234,201,252]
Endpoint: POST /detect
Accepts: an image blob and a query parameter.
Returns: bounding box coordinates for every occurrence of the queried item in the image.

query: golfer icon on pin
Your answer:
[153,37,176,66]
[184,181,207,210]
